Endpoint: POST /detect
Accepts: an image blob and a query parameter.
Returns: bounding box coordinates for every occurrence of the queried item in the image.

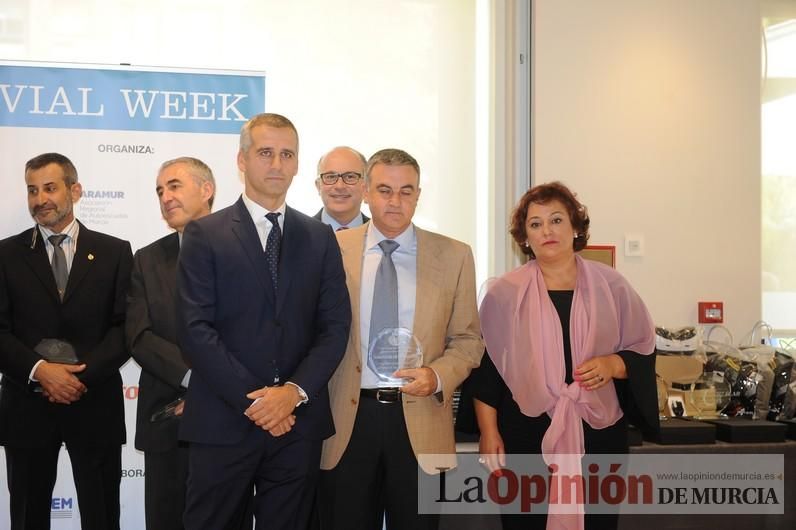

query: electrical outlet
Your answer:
[624,234,644,257]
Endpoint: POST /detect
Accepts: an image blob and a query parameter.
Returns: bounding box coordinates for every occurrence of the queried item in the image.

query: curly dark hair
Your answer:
[509,181,590,258]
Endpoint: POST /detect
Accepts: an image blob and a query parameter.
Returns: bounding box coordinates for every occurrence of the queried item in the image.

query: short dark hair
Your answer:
[239,113,298,152]
[509,181,590,258]
[25,153,78,186]
[365,148,420,185]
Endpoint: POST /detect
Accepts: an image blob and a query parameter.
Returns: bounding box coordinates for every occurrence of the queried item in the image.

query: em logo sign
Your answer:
[51,497,74,519]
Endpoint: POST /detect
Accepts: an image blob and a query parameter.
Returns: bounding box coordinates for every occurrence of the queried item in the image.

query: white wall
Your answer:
[0,0,478,251]
[532,0,761,340]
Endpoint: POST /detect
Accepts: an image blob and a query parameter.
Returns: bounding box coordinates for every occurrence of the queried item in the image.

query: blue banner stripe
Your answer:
[0,65,266,134]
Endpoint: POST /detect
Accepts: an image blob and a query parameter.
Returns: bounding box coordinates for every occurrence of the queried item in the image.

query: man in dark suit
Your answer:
[176,113,351,530]
[127,157,216,530]
[0,152,133,530]
[313,146,369,230]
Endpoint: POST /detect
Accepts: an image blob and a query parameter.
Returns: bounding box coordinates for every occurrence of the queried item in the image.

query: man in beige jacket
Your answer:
[318,148,484,530]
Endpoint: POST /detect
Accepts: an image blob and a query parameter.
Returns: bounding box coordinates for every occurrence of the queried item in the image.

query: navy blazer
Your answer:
[0,222,132,447]
[177,198,351,445]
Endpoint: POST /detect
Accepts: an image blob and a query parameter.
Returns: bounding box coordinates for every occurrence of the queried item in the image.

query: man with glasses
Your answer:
[313,146,369,231]
[318,148,483,530]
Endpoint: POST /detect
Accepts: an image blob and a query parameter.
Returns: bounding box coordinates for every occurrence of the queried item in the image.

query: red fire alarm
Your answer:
[698,301,724,324]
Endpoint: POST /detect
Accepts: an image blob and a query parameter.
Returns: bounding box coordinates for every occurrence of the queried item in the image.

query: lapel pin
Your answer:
[88,253,95,261]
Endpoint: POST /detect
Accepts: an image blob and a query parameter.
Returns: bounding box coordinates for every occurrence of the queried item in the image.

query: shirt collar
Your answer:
[39,217,79,243]
[365,222,415,253]
[241,193,286,225]
[321,209,364,230]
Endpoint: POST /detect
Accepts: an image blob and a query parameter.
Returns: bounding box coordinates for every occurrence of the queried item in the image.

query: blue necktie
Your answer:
[264,212,281,291]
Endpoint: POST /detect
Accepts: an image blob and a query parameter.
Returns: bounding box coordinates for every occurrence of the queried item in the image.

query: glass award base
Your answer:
[150,397,184,422]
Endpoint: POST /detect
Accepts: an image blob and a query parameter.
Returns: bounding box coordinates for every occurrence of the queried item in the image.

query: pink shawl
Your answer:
[480,255,654,529]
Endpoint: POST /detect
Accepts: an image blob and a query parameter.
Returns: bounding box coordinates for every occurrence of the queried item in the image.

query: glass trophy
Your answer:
[34,338,79,365]
[688,372,731,418]
[150,397,185,422]
[32,339,79,394]
[367,327,423,388]
[687,377,716,418]
[712,373,732,416]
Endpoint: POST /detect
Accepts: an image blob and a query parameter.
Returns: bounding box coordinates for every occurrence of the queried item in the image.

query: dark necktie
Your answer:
[264,212,282,291]
[49,234,68,300]
[369,240,400,347]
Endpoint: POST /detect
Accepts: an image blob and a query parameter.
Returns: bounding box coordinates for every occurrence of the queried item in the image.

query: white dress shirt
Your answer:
[39,217,79,272]
[241,193,286,250]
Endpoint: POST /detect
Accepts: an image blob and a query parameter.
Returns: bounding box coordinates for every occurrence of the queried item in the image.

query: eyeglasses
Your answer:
[318,172,362,185]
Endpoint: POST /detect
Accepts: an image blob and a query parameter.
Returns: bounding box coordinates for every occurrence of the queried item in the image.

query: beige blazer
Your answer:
[321,223,484,474]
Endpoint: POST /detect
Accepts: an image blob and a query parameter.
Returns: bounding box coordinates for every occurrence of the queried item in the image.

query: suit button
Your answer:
[356,365,361,373]
[351,398,358,405]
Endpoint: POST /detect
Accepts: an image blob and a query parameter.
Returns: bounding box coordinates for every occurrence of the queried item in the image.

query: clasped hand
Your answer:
[244,385,298,437]
[35,361,87,404]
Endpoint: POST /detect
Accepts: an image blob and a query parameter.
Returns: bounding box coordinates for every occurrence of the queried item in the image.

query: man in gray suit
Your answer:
[313,146,369,230]
[126,157,215,530]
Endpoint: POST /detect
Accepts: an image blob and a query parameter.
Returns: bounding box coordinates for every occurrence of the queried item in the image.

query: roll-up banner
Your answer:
[0,61,266,529]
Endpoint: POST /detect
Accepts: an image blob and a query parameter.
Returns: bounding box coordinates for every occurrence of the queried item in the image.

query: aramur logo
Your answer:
[51,497,74,519]
[123,385,139,400]
[82,190,125,199]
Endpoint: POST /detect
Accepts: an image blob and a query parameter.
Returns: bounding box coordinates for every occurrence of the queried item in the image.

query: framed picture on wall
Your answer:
[580,245,615,268]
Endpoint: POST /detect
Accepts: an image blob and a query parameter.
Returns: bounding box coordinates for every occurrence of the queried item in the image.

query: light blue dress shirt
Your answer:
[321,209,365,231]
[359,223,418,388]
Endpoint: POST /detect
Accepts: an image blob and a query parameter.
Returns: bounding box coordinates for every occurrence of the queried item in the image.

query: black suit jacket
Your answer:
[0,222,133,447]
[127,232,189,453]
[176,198,351,445]
[312,208,369,225]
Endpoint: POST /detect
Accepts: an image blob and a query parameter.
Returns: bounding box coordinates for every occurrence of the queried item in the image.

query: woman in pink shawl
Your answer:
[462,182,657,530]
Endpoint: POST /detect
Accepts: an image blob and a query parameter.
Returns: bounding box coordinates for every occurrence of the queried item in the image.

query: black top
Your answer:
[458,290,659,452]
